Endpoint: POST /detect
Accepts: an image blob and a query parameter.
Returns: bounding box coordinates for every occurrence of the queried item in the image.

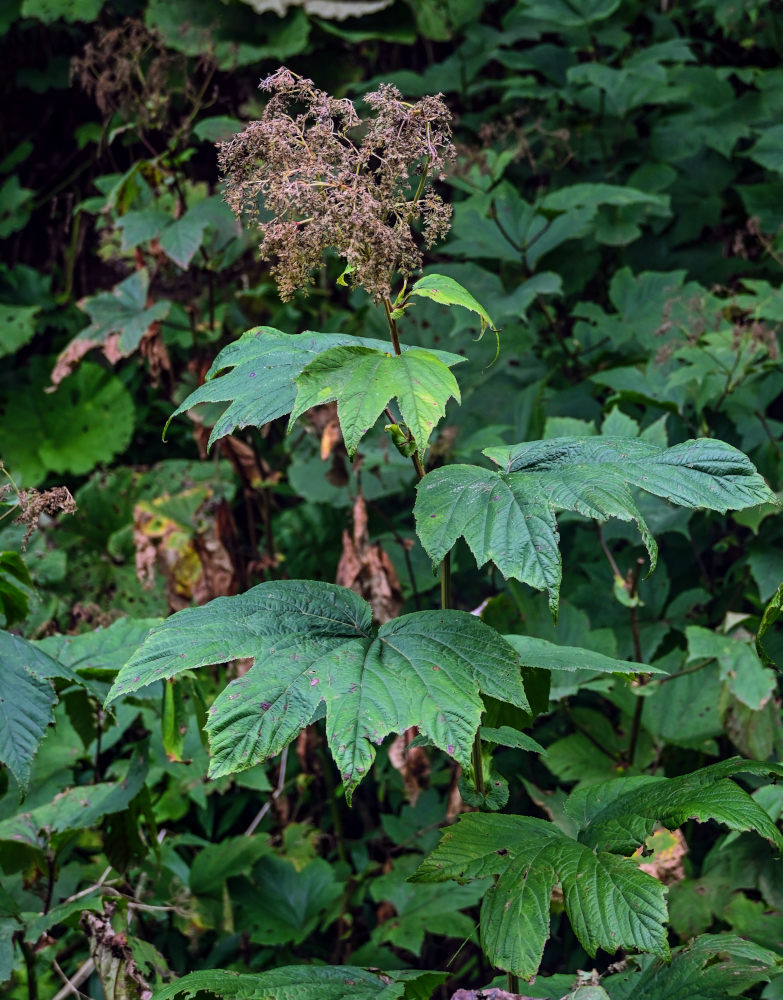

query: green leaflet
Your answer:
[757,582,783,668]
[412,812,668,977]
[0,302,40,358]
[564,758,783,853]
[164,328,464,448]
[0,631,84,792]
[407,273,497,337]
[414,436,776,617]
[106,580,528,800]
[152,965,447,1000]
[291,345,461,460]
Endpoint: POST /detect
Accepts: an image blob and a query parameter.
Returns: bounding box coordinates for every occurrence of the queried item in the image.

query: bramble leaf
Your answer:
[606,933,783,1000]
[106,580,527,800]
[414,436,776,617]
[413,812,668,977]
[291,345,461,460]
[166,327,463,448]
[565,758,783,853]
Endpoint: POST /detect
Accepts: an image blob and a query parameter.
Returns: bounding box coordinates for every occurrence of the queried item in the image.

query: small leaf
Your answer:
[479,726,545,753]
[757,582,783,668]
[0,303,40,358]
[106,580,527,800]
[408,274,497,337]
[504,634,657,676]
[292,345,461,460]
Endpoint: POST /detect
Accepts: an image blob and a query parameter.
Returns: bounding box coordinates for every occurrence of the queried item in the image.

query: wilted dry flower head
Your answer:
[219,67,455,302]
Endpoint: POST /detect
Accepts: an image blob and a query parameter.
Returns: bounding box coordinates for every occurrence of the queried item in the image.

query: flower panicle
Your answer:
[219,67,455,302]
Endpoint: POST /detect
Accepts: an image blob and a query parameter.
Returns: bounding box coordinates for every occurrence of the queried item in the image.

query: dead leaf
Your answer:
[295,724,323,775]
[139,321,172,387]
[82,903,153,1000]
[133,488,239,611]
[388,728,430,806]
[336,491,402,624]
[445,764,471,823]
[634,827,687,885]
[320,415,342,460]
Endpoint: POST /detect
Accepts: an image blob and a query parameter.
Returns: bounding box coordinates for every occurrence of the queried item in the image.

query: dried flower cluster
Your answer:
[71,19,213,132]
[11,486,77,549]
[219,68,455,302]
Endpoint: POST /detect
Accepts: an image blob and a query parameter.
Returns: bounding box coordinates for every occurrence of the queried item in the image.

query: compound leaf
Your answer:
[415,436,775,617]
[106,581,527,800]
[291,345,461,459]
[166,328,463,448]
[413,812,668,977]
[565,758,783,853]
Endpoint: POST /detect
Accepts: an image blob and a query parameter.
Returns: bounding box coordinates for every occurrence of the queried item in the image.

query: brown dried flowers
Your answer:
[219,67,455,302]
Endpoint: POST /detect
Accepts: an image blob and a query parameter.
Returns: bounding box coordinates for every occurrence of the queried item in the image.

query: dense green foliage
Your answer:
[2,1,783,998]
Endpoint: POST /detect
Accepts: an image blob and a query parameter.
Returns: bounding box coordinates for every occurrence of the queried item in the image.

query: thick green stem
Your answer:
[471,729,486,799]
[21,940,38,1000]
[440,551,452,611]
[382,297,402,355]
[507,971,520,994]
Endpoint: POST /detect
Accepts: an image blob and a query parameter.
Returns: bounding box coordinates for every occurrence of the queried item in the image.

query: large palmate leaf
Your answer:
[106,581,527,799]
[414,436,775,616]
[166,328,464,448]
[153,965,446,1000]
[0,632,83,791]
[291,345,460,459]
[413,812,668,977]
[564,758,783,853]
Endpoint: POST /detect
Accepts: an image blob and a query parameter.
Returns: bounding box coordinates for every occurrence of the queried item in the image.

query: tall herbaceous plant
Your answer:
[109,71,783,993]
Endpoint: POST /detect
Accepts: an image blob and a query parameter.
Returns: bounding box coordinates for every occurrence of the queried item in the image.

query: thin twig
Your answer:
[52,958,91,1000]
[245,746,289,836]
[596,523,622,580]
[52,958,94,1000]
